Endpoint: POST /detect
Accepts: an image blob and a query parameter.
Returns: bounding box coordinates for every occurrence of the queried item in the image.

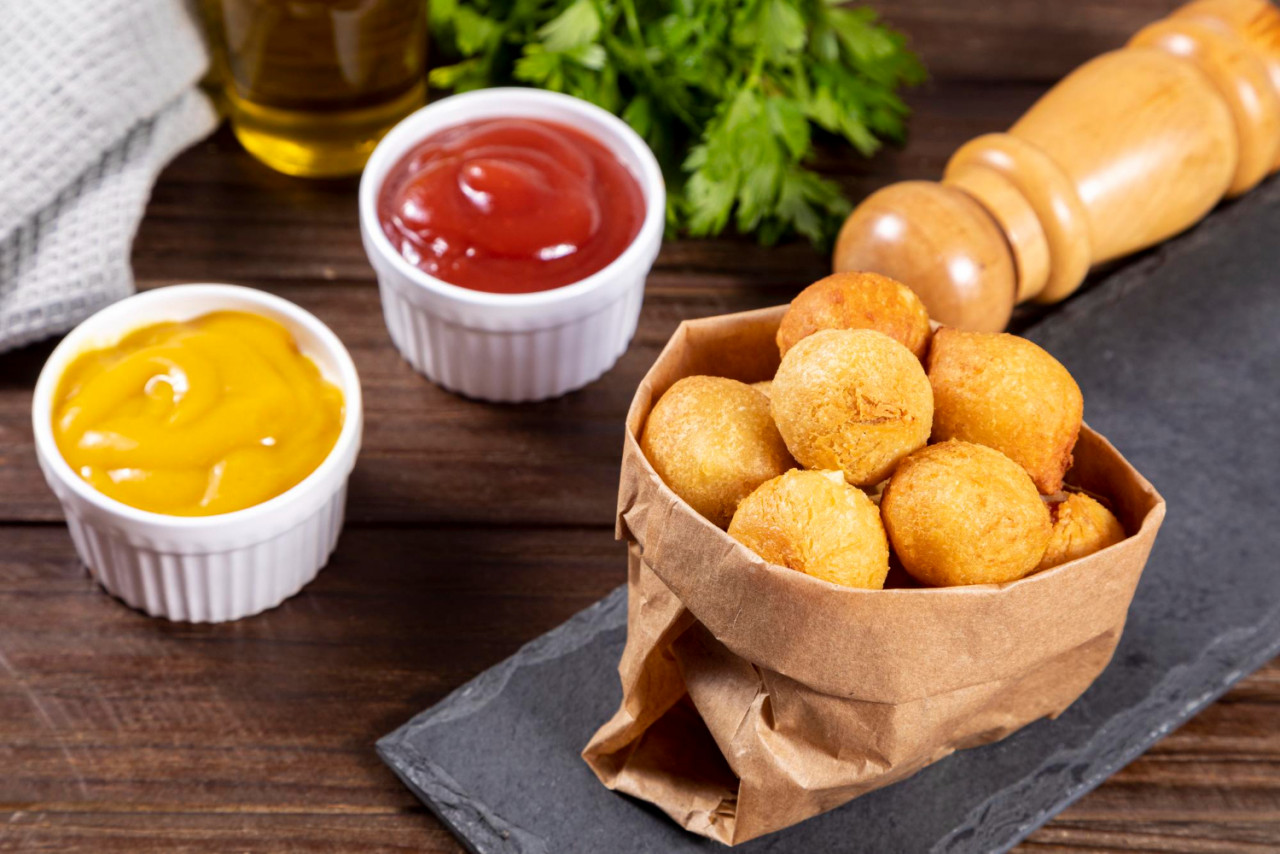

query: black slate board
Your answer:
[379,177,1280,854]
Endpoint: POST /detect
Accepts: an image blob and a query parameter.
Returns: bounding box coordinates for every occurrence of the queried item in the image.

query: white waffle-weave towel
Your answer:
[0,0,216,353]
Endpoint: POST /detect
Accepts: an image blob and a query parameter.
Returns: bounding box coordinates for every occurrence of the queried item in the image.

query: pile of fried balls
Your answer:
[640,272,1127,589]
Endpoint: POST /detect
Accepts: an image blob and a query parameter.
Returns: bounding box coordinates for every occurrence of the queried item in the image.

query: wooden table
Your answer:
[2,2,1277,850]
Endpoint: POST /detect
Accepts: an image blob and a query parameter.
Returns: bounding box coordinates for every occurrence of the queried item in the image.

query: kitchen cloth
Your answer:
[0,0,217,353]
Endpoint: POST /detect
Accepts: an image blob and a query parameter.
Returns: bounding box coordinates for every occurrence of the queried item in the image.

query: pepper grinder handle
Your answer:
[834,0,1280,330]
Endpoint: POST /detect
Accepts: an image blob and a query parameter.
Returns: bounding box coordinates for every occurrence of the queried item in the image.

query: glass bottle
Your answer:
[203,0,427,178]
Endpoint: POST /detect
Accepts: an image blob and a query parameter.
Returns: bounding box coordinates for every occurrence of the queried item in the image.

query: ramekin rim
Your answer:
[31,283,363,531]
[358,87,667,311]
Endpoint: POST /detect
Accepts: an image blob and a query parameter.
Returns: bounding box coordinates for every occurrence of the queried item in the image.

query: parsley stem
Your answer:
[745,47,766,92]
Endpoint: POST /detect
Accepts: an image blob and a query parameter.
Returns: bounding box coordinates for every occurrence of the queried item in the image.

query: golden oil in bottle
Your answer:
[203,0,426,178]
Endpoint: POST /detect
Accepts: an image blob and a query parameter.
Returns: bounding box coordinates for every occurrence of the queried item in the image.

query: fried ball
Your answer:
[751,379,772,398]
[729,469,889,589]
[777,272,932,360]
[881,441,1051,586]
[1037,493,1126,571]
[771,328,933,486]
[641,376,795,528]
[928,328,1083,494]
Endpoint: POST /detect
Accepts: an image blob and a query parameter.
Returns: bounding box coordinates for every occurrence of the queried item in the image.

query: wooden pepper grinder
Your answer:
[834,0,1280,331]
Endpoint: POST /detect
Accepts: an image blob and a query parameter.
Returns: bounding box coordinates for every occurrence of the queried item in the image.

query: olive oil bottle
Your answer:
[202,0,426,178]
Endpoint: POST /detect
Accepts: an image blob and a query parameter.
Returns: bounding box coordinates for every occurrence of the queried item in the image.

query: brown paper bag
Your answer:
[582,306,1166,846]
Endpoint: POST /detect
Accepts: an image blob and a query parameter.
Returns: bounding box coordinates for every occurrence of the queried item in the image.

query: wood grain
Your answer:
[876,0,1187,82]
[0,527,623,812]
[0,85,1045,527]
[0,521,1276,853]
[0,65,1274,854]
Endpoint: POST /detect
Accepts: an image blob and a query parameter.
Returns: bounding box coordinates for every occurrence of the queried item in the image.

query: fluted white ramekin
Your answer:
[359,88,666,402]
[31,284,363,623]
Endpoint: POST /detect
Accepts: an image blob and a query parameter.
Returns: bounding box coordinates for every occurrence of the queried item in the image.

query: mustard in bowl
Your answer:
[52,311,344,516]
[32,284,363,622]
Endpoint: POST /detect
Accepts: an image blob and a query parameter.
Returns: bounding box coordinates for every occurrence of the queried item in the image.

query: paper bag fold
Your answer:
[584,307,1165,845]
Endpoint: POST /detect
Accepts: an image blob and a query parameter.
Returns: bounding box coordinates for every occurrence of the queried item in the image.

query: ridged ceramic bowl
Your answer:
[31,284,363,623]
[359,88,665,403]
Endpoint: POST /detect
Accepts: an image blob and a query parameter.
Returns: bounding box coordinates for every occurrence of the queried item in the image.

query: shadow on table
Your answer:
[0,338,55,390]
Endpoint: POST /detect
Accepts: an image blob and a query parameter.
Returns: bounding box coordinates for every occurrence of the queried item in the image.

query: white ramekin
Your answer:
[31,284,363,623]
[359,88,666,402]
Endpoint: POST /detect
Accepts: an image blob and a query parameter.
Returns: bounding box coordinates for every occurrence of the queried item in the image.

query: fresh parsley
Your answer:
[428,0,923,247]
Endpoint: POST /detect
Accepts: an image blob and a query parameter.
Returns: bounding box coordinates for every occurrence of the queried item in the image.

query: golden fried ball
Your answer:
[881,441,1051,586]
[641,376,795,528]
[927,328,1083,494]
[751,379,772,398]
[771,329,933,486]
[1037,493,1126,571]
[729,469,889,589]
[777,272,932,360]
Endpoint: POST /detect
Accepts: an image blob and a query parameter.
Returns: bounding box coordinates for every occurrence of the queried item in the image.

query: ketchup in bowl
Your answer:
[377,118,645,294]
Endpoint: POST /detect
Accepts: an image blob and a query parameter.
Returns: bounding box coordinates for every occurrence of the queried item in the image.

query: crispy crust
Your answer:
[777,272,932,360]
[729,469,890,589]
[1037,493,1127,571]
[772,329,933,486]
[881,440,1051,586]
[927,328,1083,494]
[640,376,796,528]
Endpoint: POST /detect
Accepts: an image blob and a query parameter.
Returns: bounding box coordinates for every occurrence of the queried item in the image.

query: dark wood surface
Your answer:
[3,3,1278,848]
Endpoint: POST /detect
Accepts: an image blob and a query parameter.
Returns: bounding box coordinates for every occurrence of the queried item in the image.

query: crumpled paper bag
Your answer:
[583,306,1166,845]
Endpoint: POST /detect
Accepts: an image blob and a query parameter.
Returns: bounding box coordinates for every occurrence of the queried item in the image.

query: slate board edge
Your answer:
[380,177,1280,853]
[960,175,1280,852]
[939,602,1280,854]
[377,590,1280,854]
[378,586,629,854]
[376,747,519,854]
[1023,176,1270,352]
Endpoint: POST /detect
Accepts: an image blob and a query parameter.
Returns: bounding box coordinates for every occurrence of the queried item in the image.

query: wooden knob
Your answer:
[834,182,1015,332]
[834,0,1280,330]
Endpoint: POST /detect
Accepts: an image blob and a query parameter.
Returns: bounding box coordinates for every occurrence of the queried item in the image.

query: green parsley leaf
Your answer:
[537,0,602,51]
[427,0,923,247]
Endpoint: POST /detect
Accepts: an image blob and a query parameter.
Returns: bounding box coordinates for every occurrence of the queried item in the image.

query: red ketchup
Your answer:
[377,118,645,294]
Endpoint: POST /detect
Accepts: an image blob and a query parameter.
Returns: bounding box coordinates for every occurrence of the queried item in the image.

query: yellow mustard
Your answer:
[52,311,344,516]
